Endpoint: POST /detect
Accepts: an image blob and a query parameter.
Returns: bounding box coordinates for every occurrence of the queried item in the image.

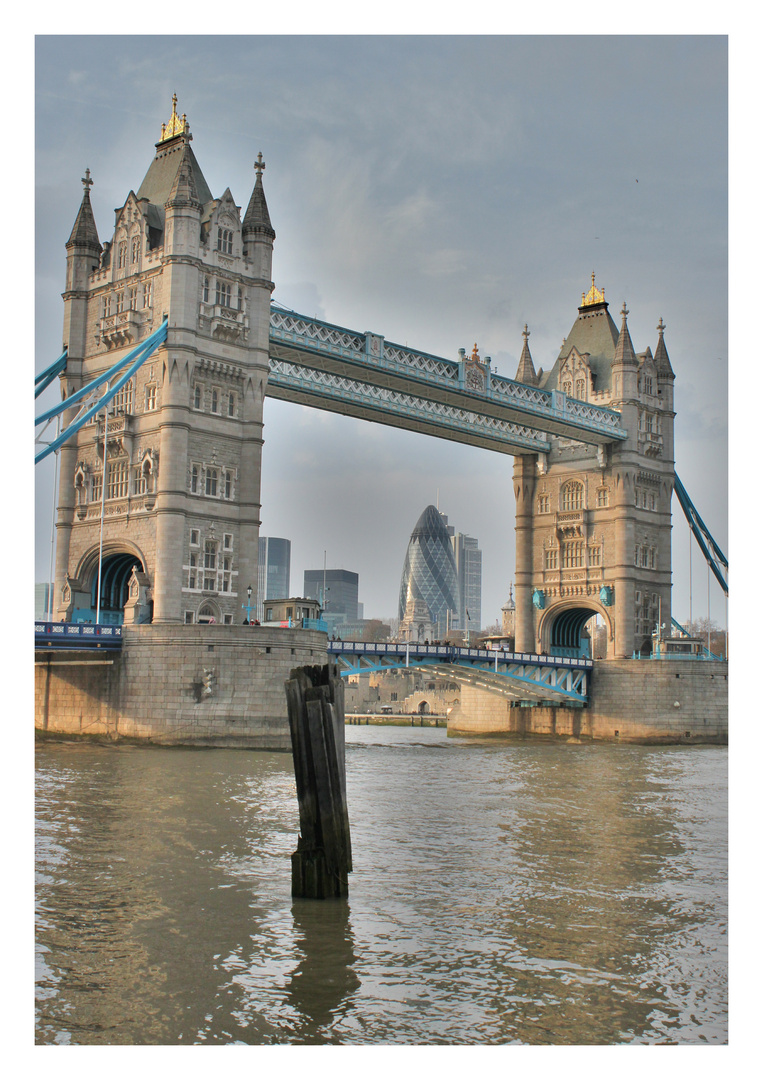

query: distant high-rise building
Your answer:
[398,505,460,640]
[35,583,52,620]
[451,531,482,635]
[303,568,359,620]
[257,537,291,620]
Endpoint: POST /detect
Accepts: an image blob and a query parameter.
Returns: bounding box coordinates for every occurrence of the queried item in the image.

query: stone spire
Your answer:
[66,168,102,253]
[514,324,538,384]
[654,316,675,380]
[243,152,275,240]
[165,142,201,209]
[612,302,638,367]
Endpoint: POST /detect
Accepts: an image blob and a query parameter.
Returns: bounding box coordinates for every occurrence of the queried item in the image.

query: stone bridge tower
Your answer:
[513,276,675,659]
[54,97,275,625]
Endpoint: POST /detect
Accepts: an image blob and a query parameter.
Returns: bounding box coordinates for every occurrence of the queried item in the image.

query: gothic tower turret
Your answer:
[53,97,276,627]
[513,276,676,659]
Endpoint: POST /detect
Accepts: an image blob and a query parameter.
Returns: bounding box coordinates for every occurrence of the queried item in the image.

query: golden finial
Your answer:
[581,271,605,307]
[160,93,187,142]
[471,343,480,362]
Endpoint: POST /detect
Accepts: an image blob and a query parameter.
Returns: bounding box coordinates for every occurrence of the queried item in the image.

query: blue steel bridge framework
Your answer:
[328,640,592,706]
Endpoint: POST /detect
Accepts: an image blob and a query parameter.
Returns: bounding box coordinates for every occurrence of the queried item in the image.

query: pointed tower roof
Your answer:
[165,141,202,210]
[243,152,275,239]
[538,274,620,394]
[514,325,538,385]
[612,302,638,367]
[66,168,102,252]
[135,97,213,231]
[654,317,675,380]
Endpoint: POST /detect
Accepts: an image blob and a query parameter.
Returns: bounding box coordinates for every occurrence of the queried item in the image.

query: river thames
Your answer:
[35,727,727,1046]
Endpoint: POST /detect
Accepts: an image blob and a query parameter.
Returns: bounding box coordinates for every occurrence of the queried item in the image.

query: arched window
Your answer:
[202,276,209,303]
[215,280,232,308]
[131,237,140,264]
[217,227,233,254]
[560,480,584,511]
[117,241,127,269]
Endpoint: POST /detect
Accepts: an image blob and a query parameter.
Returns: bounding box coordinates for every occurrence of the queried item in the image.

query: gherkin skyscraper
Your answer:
[398,505,460,639]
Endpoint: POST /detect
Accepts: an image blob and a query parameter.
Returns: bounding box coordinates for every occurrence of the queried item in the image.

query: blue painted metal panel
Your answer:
[35,622,123,650]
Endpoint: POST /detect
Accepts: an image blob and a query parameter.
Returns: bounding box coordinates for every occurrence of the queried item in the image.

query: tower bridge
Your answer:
[35,97,726,678]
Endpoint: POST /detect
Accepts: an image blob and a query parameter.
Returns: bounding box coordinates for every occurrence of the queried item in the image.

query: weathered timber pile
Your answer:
[285,664,353,898]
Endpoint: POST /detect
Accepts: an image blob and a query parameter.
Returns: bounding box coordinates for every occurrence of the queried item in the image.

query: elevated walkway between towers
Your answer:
[267,306,627,455]
[327,640,592,706]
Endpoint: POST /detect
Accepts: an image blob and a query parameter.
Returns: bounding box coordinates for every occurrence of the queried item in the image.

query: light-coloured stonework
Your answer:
[512,290,676,659]
[54,100,275,628]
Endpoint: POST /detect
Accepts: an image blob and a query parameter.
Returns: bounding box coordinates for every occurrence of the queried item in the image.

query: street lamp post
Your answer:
[242,584,254,624]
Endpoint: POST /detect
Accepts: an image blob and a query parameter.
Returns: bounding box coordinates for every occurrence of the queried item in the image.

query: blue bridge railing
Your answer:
[35,622,123,650]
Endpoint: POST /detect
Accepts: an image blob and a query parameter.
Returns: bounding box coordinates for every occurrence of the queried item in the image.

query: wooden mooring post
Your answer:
[284,663,352,898]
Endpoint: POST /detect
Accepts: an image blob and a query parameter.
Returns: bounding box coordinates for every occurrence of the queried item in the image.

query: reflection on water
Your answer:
[35,730,727,1045]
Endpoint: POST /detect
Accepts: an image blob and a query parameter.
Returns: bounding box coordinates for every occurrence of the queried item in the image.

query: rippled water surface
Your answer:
[35,729,727,1045]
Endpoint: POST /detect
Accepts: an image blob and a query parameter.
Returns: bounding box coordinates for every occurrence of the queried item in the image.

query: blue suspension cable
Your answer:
[35,350,68,398]
[35,321,168,464]
[673,473,727,596]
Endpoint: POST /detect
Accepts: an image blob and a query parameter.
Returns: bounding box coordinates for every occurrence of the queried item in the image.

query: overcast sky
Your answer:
[33,33,728,628]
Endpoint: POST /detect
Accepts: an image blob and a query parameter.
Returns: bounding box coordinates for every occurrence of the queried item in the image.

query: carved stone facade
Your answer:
[513,277,676,659]
[54,98,275,625]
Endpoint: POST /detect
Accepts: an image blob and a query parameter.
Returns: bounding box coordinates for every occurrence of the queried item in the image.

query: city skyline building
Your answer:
[303,568,359,620]
[450,529,483,636]
[256,536,291,621]
[398,504,460,641]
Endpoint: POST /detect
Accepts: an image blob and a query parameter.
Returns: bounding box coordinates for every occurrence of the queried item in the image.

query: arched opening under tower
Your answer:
[73,547,148,625]
[542,604,612,660]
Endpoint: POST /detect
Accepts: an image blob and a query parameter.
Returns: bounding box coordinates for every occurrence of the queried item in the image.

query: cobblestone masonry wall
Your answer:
[447,659,728,744]
[35,626,328,749]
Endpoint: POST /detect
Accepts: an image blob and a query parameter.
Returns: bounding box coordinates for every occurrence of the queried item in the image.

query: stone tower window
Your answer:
[561,540,585,568]
[215,280,232,308]
[203,541,218,590]
[117,241,127,269]
[131,237,140,264]
[112,379,133,415]
[217,227,233,254]
[203,276,210,303]
[205,467,218,497]
[560,480,584,511]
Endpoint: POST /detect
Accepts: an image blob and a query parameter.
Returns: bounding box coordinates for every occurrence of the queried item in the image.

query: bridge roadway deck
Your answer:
[268,307,627,455]
[328,641,592,705]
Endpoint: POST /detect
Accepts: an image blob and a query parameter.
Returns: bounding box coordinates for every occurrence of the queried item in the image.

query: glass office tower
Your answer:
[398,505,460,639]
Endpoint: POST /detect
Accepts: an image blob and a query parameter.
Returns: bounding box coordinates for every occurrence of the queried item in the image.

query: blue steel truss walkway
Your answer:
[268,306,626,455]
[328,640,592,706]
